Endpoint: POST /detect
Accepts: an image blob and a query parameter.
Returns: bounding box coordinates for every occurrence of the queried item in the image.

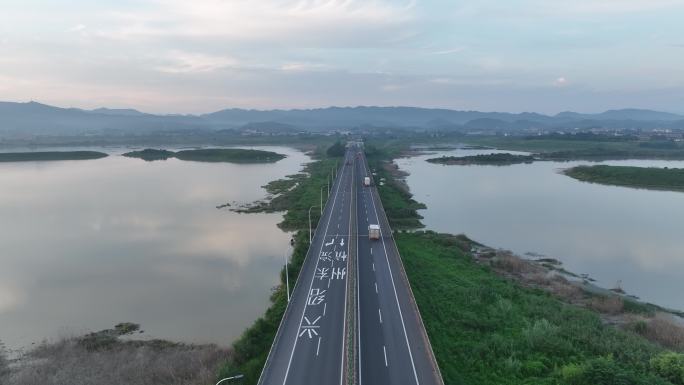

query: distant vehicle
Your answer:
[364,176,371,186]
[368,224,380,240]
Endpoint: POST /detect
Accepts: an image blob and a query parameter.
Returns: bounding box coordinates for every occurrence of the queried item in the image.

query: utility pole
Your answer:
[308,205,316,244]
[320,185,326,215]
[284,251,290,302]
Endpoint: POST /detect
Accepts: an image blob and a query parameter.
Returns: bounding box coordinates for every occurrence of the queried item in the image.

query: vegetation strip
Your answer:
[462,136,684,161]
[122,148,285,163]
[564,165,684,192]
[427,153,535,165]
[0,151,108,162]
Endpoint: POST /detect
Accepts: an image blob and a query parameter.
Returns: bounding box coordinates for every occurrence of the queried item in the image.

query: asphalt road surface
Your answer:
[258,147,355,385]
[355,150,443,385]
[259,145,442,385]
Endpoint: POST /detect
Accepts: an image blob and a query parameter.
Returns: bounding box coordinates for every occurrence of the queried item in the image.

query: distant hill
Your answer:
[556,109,684,122]
[1,101,683,138]
[90,108,148,117]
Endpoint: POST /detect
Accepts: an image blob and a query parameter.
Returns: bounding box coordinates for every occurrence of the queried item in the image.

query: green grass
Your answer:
[0,151,108,162]
[122,148,286,163]
[395,231,672,384]
[365,157,425,229]
[565,165,684,192]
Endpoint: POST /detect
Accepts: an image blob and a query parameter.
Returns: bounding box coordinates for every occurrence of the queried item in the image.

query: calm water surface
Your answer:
[0,146,307,350]
[397,148,684,311]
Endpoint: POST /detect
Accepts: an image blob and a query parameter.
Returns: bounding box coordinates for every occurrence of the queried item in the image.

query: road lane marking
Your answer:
[370,248,373,255]
[383,345,388,367]
[280,157,348,385]
[323,302,327,316]
[298,316,321,339]
[372,263,375,271]
[316,337,322,356]
[378,308,383,324]
[366,160,420,385]
[375,282,378,293]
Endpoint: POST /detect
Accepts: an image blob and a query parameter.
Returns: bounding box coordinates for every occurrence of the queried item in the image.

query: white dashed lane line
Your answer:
[383,345,388,367]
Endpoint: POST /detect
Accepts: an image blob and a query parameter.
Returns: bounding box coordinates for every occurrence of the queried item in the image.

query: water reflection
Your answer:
[397,148,684,311]
[0,147,308,350]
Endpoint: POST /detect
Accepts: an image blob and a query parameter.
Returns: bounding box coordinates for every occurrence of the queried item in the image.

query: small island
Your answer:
[122,148,286,163]
[564,165,684,192]
[427,152,535,165]
[0,151,108,162]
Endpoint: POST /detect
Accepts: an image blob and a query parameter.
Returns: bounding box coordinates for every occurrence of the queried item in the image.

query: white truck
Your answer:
[368,224,381,240]
[363,176,371,187]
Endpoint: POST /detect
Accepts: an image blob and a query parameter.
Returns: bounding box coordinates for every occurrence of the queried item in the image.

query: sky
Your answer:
[1,0,684,114]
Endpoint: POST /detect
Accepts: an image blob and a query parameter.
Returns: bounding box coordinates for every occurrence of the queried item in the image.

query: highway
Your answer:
[258,147,356,385]
[354,150,443,385]
[259,144,442,385]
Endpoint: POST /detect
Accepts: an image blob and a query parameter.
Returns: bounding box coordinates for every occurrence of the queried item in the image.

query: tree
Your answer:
[326,141,346,157]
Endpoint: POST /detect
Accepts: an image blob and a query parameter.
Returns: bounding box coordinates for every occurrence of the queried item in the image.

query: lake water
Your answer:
[397,148,684,311]
[0,146,308,351]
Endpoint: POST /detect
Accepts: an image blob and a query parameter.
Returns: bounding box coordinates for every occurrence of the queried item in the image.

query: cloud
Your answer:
[70,24,86,32]
[280,62,330,72]
[100,0,416,47]
[545,0,684,14]
[554,76,568,87]
[155,51,240,73]
[431,47,466,55]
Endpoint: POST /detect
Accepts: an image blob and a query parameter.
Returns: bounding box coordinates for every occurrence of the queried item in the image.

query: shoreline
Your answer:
[390,149,684,317]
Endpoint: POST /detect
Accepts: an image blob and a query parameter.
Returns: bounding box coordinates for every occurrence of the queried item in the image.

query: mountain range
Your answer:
[1,101,683,137]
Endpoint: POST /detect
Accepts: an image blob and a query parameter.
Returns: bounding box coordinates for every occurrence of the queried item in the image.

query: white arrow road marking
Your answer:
[339,238,345,247]
[325,238,335,247]
[299,316,322,339]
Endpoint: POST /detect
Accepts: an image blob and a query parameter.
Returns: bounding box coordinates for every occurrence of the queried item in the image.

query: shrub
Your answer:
[651,352,684,384]
[559,362,584,381]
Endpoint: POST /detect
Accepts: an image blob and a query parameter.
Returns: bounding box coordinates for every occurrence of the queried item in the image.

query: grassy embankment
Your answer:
[565,165,684,192]
[215,146,342,383]
[462,135,684,161]
[0,151,108,162]
[122,148,285,163]
[369,144,684,384]
[427,153,535,165]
